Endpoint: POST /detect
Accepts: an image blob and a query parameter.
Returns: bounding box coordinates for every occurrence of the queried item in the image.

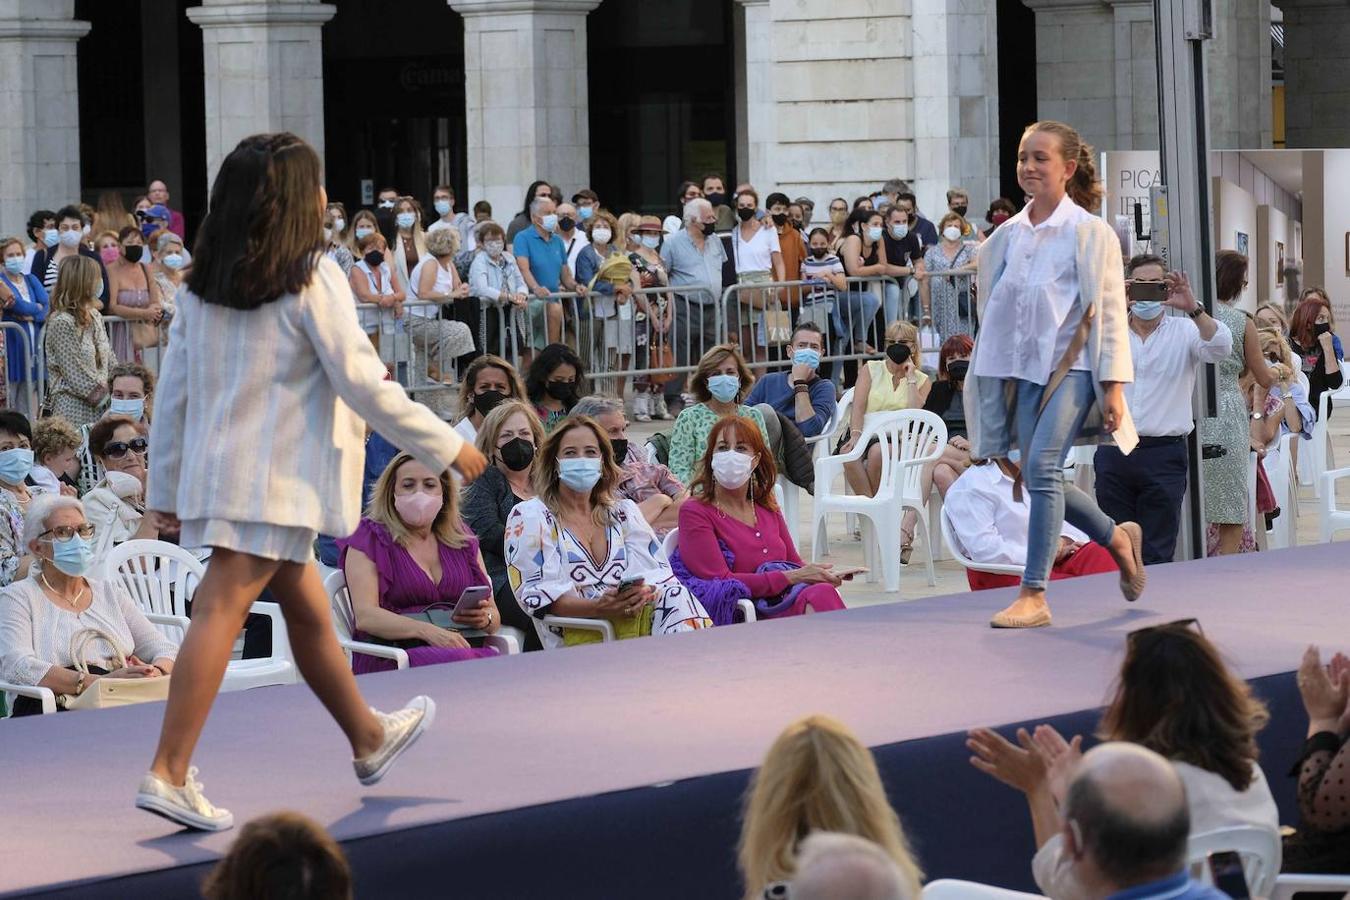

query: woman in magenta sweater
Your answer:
[674,415,846,621]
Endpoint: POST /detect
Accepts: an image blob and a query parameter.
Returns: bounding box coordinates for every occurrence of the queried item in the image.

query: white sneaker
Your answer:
[652,394,671,420]
[135,767,234,831]
[633,393,652,422]
[353,695,436,786]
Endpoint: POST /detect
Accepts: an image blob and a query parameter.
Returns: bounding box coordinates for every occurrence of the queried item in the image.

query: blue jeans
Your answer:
[976,371,1117,590]
[832,290,882,345]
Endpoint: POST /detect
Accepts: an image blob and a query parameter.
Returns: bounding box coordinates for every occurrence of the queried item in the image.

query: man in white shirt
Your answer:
[1093,254,1232,564]
[946,458,1119,590]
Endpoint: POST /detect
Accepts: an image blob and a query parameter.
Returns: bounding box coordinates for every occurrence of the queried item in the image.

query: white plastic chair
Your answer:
[922,880,1046,899]
[1271,873,1350,899]
[939,504,1025,580]
[1264,432,1300,550]
[1309,383,1350,497]
[777,387,853,545]
[104,539,296,691]
[1186,825,1281,900]
[1318,465,1350,542]
[811,409,947,591]
[660,528,756,623]
[322,568,520,665]
[0,681,56,715]
[1065,443,1096,494]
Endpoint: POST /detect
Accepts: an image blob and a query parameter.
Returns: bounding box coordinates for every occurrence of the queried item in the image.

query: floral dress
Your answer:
[1199,301,1250,527]
[923,241,977,341]
[0,488,26,586]
[505,497,711,646]
[43,310,114,427]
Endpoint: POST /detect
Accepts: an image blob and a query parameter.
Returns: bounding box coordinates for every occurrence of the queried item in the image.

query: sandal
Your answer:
[899,526,914,566]
[1117,522,1146,602]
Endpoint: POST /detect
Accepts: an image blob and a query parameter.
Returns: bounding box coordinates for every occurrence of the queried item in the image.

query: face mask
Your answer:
[48,533,94,577]
[829,210,847,225]
[3,257,23,275]
[701,221,718,236]
[792,348,821,370]
[43,229,59,248]
[886,343,912,366]
[485,240,504,257]
[711,449,756,491]
[162,253,184,270]
[1131,300,1164,320]
[82,223,91,236]
[395,490,442,528]
[94,281,104,297]
[810,248,828,260]
[771,213,788,226]
[943,226,962,242]
[641,235,660,250]
[355,226,375,240]
[58,230,81,249]
[558,457,602,492]
[872,194,887,208]
[578,206,594,221]
[736,207,756,222]
[498,437,535,472]
[991,212,1011,225]
[890,223,909,240]
[545,380,576,402]
[434,199,452,217]
[591,228,612,244]
[1315,322,1332,336]
[867,227,884,243]
[610,438,629,462]
[540,214,559,233]
[946,360,970,382]
[363,250,384,268]
[123,245,144,264]
[472,389,506,417]
[707,373,740,403]
[109,397,145,421]
[557,216,576,232]
[323,227,333,242]
[0,447,33,485]
[332,217,346,233]
[105,469,143,500]
[396,212,416,230]
[951,204,968,217]
[378,199,396,209]
[99,246,120,265]
[705,191,727,208]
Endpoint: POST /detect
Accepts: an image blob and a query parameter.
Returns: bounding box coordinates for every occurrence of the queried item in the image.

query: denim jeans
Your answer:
[976,371,1117,590]
[832,290,882,345]
[881,280,902,324]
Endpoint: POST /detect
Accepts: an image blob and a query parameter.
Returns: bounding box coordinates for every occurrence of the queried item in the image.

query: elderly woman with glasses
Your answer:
[82,415,158,562]
[0,493,176,715]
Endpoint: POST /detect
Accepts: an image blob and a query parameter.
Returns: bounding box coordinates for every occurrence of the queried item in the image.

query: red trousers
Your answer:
[966,543,1119,591]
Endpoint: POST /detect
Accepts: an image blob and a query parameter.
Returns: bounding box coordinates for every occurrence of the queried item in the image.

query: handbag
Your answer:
[647,332,678,385]
[758,301,792,348]
[363,603,487,650]
[130,264,162,349]
[58,627,171,711]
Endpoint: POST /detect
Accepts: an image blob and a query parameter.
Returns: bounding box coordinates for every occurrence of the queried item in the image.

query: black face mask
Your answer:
[498,437,535,472]
[558,216,576,232]
[1315,322,1332,336]
[123,246,143,263]
[946,360,970,382]
[545,380,577,402]
[886,343,912,366]
[610,438,629,462]
[771,213,788,226]
[705,191,727,208]
[951,204,968,217]
[810,248,828,259]
[793,221,805,231]
[472,389,506,417]
[363,250,384,268]
[701,221,718,236]
[736,207,756,222]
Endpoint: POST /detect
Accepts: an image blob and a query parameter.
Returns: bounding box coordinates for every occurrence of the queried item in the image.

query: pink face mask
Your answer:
[98,246,120,265]
[394,490,441,528]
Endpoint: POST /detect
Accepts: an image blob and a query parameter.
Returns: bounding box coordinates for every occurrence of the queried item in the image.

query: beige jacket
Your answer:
[966,215,1138,458]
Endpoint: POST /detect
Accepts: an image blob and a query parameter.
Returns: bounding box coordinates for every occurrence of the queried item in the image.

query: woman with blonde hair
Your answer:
[390,196,429,295]
[505,414,710,645]
[1254,303,1289,336]
[739,714,924,900]
[43,255,115,426]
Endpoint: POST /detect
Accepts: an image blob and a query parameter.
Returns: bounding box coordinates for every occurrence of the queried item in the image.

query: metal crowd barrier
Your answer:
[0,322,40,415]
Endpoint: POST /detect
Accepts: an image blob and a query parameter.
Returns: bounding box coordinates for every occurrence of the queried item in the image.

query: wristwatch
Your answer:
[1250,412,1264,421]
[1187,306,1206,319]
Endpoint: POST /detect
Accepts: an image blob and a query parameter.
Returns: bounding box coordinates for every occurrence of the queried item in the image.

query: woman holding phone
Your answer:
[139,133,487,832]
[338,452,500,672]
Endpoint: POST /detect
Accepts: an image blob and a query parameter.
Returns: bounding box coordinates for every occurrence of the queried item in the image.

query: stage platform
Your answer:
[0,542,1334,899]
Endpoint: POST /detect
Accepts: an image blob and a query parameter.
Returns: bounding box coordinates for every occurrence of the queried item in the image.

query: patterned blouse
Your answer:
[43,310,114,427]
[0,488,26,587]
[667,402,768,486]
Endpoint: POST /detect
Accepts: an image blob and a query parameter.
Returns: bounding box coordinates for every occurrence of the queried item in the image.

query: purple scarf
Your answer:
[668,543,806,623]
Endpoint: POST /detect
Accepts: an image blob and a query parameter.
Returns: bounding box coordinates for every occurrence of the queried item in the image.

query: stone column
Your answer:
[734,0,773,192]
[186,0,336,192]
[449,0,602,224]
[1208,0,1272,149]
[0,2,90,234]
[1277,0,1350,147]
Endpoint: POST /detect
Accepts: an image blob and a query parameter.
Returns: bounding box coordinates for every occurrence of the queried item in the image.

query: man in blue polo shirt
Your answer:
[513,195,586,353]
[746,321,836,439]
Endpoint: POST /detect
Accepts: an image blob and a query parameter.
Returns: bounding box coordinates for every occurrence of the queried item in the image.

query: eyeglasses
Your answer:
[103,437,148,459]
[40,524,95,542]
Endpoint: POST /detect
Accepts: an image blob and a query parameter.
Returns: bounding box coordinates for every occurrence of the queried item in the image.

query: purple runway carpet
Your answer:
[0,543,1335,898]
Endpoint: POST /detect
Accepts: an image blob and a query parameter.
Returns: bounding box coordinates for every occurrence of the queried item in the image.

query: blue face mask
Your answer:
[162,253,184,270]
[867,226,884,242]
[109,397,145,421]
[0,447,32,485]
[49,533,94,577]
[641,235,660,250]
[707,373,740,403]
[396,212,416,229]
[354,226,375,240]
[541,214,559,233]
[578,206,594,221]
[792,348,821,370]
[4,257,23,275]
[43,229,59,248]
[558,457,602,492]
[434,199,452,216]
[1131,301,1164,321]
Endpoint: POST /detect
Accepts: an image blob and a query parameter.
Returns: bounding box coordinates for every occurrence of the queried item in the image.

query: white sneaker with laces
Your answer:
[652,394,671,420]
[354,695,436,786]
[633,393,652,422]
[135,766,234,831]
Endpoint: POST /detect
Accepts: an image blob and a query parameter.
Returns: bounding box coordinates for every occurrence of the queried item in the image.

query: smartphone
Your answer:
[1207,851,1251,899]
[617,575,646,592]
[1127,280,1168,302]
[832,566,869,581]
[452,585,492,617]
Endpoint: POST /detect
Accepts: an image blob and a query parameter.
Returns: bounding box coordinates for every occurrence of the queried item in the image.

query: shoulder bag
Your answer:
[59,627,171,711]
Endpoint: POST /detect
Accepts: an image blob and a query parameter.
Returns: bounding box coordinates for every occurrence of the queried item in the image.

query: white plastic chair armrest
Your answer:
[484,632,520,654]
[736,598,758,622]
[341,639,410,669]
[541,615,617,641]
[248,600,292,661]
[0,681,57,714]
[145,611,192,639]
[1320,466,1350,500]
[1270,873,1350,900]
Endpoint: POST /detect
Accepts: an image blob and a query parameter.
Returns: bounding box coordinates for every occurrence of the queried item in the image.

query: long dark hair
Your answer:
[518,180,552,217]
[524,342,587,404]
[187,133,325,309]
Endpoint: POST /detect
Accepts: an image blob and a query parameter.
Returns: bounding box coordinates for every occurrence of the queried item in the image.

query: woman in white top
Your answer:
[0,494,176,715]
[406,228,474,384]
[732,189,784,351]
[968,620,1279,900]
[138,133,487,832]
[349,231,403,364]
[966,120,1144,629]
[452,354,526,446]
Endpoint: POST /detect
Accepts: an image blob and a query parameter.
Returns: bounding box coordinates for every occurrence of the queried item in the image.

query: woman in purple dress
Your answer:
[339,452,501,671]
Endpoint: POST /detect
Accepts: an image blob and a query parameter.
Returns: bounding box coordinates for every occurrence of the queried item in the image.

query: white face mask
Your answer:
[332,217,346,233]
[591,228,612,244]
[711,449,756,491]
[105,469,143,500]
[943,226,962,242]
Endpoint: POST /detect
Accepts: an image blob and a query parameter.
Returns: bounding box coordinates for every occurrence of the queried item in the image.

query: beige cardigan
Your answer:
[966,215,1138,458]
[147,255,463,537]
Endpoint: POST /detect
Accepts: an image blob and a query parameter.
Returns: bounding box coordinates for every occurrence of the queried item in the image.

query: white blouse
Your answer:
[732,224,781,274]
[353,260,395,334]
[972,194,1095,383]
[407,256,454,318]
[0,571,178,686]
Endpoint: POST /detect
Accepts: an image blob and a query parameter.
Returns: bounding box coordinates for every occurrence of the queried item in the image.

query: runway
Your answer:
[0,542,1330,898]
